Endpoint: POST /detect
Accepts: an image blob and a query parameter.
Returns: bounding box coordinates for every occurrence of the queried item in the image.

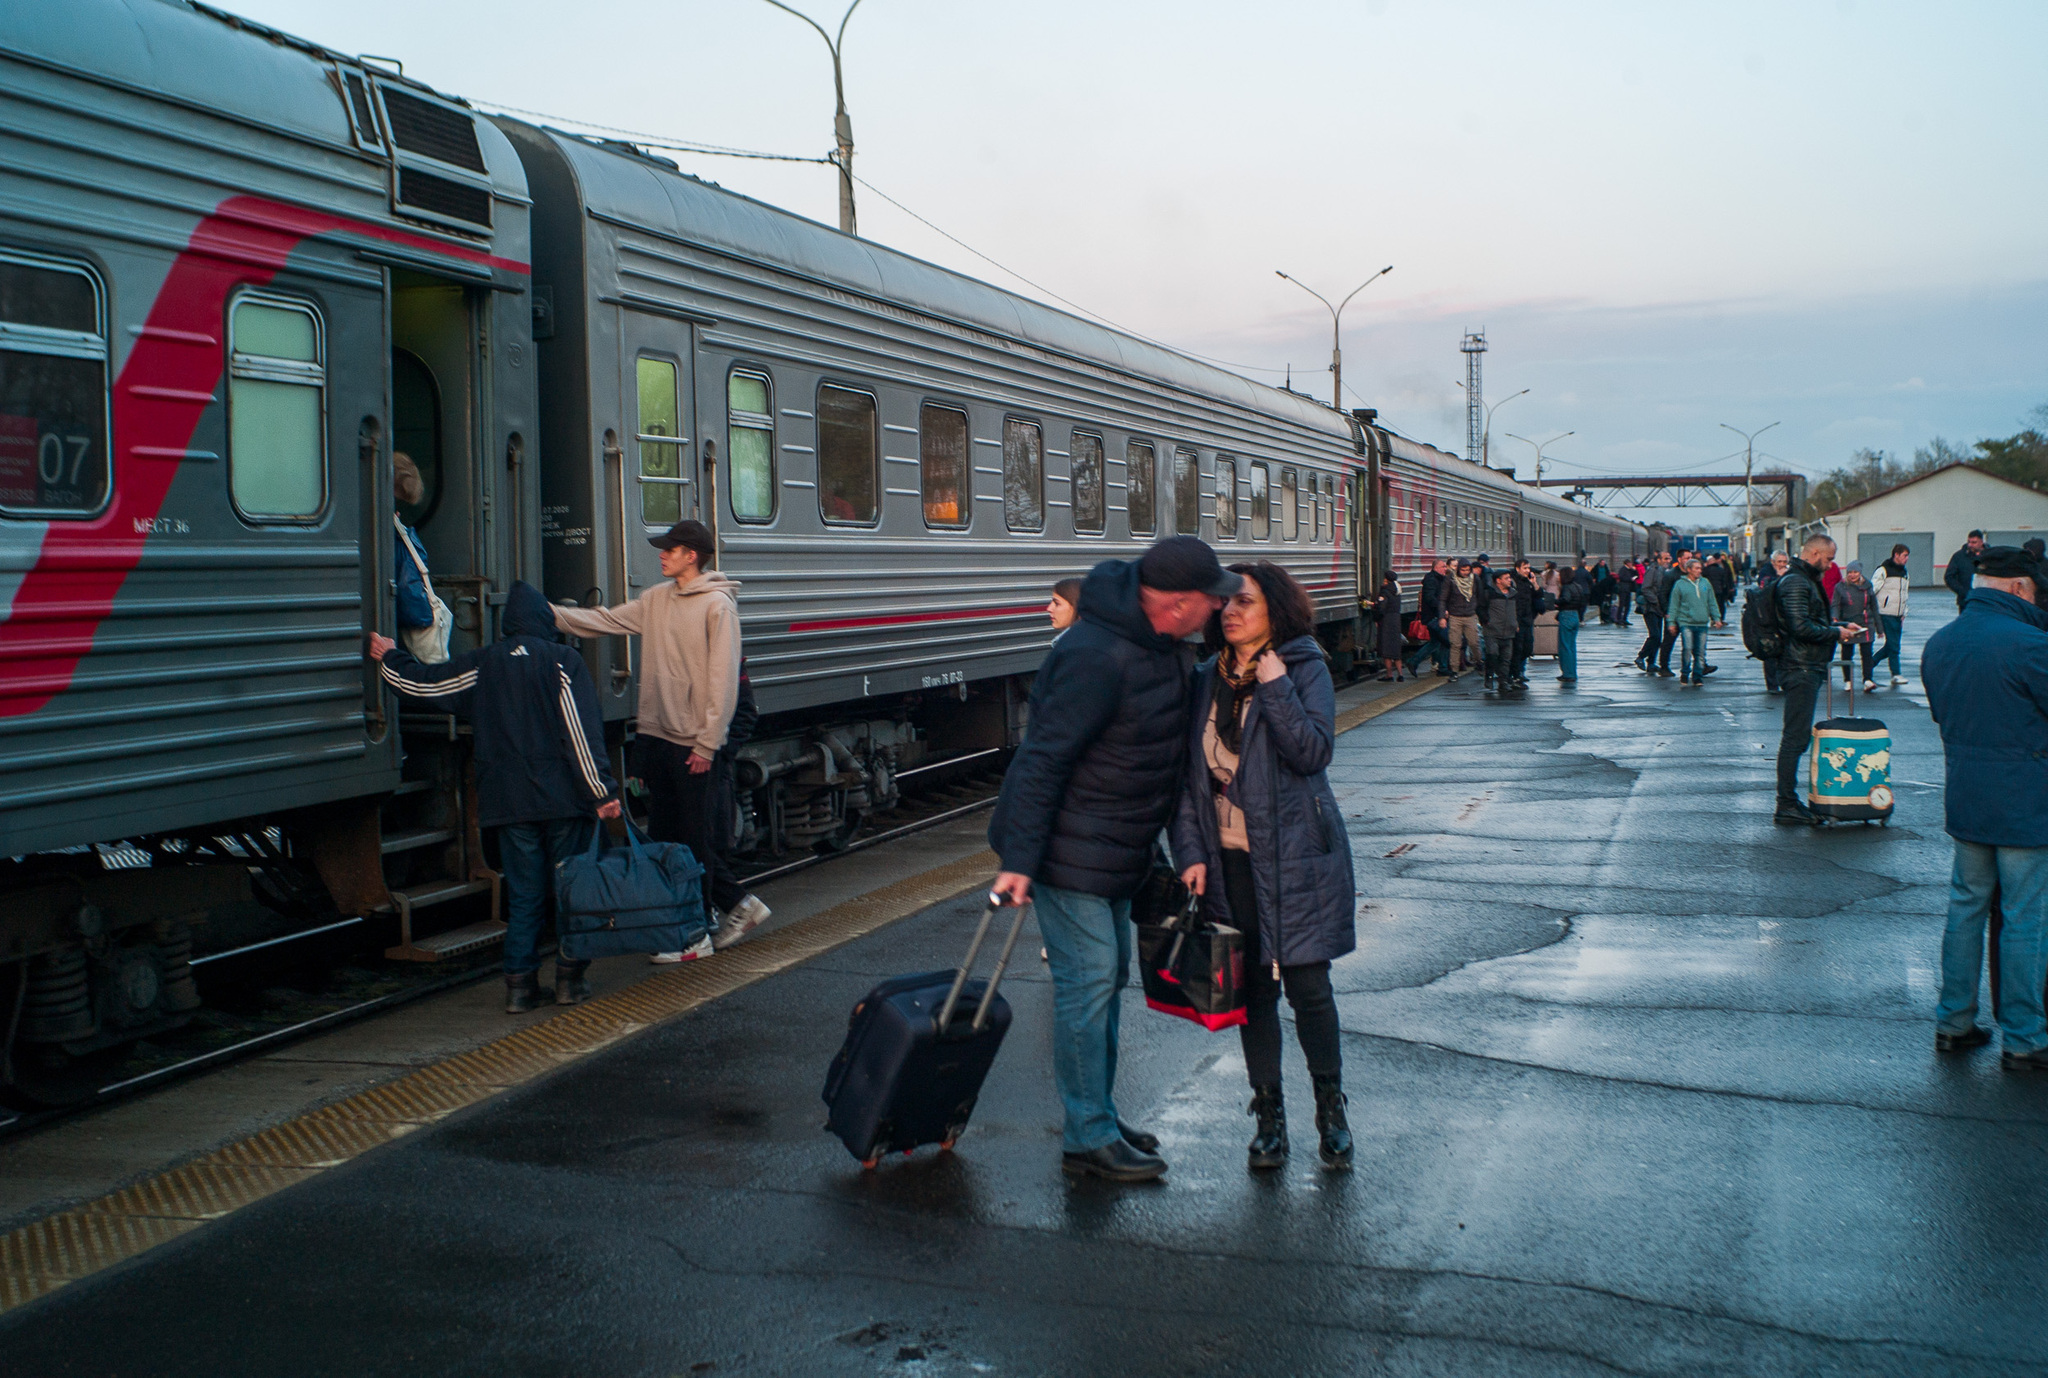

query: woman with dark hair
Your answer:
[1171,561,1357,1171]
[1046,577,1083,635]
[1365,570,1406,681]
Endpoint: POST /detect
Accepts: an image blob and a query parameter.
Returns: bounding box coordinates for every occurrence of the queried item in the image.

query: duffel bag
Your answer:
[554,819,707,961]
[1136,890,1247,1031]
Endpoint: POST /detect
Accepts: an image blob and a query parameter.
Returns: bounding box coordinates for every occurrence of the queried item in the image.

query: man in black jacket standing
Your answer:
[1405,557,1452,678]
[1773,534,1865,825]
[1946,529,1986,612]
[989,536,1238,1182]
[372,582,622,1011]
[1509,557,1539,687]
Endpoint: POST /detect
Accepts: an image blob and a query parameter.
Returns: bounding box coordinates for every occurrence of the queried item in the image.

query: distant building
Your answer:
[1820,463,2048,587]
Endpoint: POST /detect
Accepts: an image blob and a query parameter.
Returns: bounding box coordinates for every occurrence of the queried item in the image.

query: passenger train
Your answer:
[0,0,1648,1096]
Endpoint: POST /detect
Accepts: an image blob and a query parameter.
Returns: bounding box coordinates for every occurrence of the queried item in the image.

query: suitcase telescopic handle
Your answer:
[935,892,1031,1035]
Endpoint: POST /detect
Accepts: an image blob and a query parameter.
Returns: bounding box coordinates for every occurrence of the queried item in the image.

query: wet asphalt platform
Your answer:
[10,605,2047,1377]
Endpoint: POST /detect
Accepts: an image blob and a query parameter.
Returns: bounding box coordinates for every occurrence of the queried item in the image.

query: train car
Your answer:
[494,121,1369,855]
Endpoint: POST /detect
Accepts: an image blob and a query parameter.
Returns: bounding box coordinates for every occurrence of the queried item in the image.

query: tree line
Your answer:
[1801,403,2048,518]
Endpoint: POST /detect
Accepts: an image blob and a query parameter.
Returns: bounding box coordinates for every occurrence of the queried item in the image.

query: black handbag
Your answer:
[1136,888,1247,1031]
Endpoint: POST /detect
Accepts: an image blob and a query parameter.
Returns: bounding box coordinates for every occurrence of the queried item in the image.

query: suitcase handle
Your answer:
[936,893,1031,1035]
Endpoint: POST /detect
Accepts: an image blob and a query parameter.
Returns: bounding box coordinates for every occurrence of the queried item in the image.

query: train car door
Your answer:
[390,273,491,655]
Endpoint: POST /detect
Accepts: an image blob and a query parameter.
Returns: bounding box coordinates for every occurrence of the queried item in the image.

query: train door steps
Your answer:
[376,878,502,963]
[377,826,456,856]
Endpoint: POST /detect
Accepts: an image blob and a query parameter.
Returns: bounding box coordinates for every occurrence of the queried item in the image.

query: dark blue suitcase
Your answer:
[823,895,1028,1167]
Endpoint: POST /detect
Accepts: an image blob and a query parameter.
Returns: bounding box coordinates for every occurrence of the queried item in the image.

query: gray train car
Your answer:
[0,0,539,1098]
[496,122,1368,853]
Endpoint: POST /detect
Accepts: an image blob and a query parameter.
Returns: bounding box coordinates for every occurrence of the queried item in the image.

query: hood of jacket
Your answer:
[676,570,741,599]
[502,580,562,641]
[1078,558,1179,652]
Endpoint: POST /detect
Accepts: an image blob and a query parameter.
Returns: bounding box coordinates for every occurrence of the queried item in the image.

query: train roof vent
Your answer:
[396,168,493,229]
[381,88,487,173]
[335,68,384,150]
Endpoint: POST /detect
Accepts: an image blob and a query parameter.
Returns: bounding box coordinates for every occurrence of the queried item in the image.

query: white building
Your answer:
[1820,463,2048,587]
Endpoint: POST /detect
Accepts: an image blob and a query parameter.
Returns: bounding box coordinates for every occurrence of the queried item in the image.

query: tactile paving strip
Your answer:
[0,848,999,1313]
[1334,675,1444,734]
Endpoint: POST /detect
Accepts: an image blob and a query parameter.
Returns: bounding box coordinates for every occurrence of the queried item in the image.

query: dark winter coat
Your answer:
[1417,569,1446,622]
[1704,560,1736,613]
[1442,573,1477,618]
[1636,564,1670,615]
[377,581,618,827]
[1830,579,1875,643]
[988,557,1192,898]
[1171,636,1356,967]
[1774,557,1839,669]
[1481,583,1520,641]
[1511,572,1538,625]
[1945,544,1980,609]
[1922,588,2048,847]
[1372,579,1405,658]
[1556,573,1590,614]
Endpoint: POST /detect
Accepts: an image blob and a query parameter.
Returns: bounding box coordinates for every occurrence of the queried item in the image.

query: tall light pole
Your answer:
[1276,265,1393,411]
[1719,420,1779,564]
[1456,384,1530,469]
[1504,430,1574,483]
[760,0,864,235]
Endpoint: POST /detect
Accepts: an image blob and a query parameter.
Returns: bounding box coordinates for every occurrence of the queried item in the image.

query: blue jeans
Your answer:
[1406,623,1449,675]
[1878,614,1904,677]
[1938,841,2048,1051]
[1557,609,1580,679]
[1032,882,1132,1152]
[1677,624,1709,680]
[497,817,595,975]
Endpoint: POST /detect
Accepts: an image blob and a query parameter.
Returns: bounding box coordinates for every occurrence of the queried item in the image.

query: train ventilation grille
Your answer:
[396,169,493,229]
[381,89,486,172]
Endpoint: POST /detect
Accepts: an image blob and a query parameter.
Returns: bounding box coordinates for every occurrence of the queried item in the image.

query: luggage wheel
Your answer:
[860,1153,881,1170]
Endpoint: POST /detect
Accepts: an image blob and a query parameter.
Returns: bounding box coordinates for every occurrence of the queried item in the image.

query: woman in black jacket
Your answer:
[1366,571,1406,682]
[1172,562,1358,1171]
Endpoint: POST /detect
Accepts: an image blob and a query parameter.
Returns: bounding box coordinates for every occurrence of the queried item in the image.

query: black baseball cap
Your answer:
[648,519,715,561]
[1138,536,1242,598]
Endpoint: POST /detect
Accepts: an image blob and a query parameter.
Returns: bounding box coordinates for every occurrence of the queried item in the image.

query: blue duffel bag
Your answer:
[554,820,707,961]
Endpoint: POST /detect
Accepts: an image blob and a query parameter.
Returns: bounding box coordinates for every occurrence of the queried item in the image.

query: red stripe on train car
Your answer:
[787,604,1046,634]
[0,196,528,718]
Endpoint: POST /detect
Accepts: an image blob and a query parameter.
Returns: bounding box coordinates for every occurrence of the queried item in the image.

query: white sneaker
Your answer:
[650,934,715,964]
[711,894,771,951]
[1863,680,1876,692]
[1892,675,1906,685]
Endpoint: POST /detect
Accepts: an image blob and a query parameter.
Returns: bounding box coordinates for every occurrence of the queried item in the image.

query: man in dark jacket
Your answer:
[1772,535,1863,825]
[1509,558,1539,686]
[1481,569,1520,694]
[988,536,1239,1182]
[1945,530,1986,612]
[1653,555,1686,676]
[1754,550,1792,692]
[1405,557,1452,677]
[372,581,622,1011]
[1923,548,2048,1069]
[1704,554,1736,620]
[1635,550,1673,671]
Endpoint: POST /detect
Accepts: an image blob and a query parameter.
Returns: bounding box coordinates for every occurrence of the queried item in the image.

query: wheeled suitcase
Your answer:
[822,893,1029,1167]
[1809,677,1895,825]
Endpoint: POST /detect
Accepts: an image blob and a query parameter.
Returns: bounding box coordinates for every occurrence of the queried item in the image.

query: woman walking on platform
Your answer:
[1172,561,1358,1171]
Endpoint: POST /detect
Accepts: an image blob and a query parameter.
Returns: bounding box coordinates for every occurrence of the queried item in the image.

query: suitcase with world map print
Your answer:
[1809,679,1894,825]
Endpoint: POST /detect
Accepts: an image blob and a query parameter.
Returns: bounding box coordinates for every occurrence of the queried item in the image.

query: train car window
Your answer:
[0,252,110,518]
[1003,417,1044,532]
[1070,430,1105,534]
[818,384,878,524]
[637,357,685,526]
[1248,462,1270,540]
[227,294,326,520]
[727,369,775,523]
[1173,448,1199,534]
[919,402,968,529]
[1310,474,1322,542]
[1281,467,1299,541]
[1126,439,1156,535]
[1214,457,1237,539]
[1327,476,1338,541]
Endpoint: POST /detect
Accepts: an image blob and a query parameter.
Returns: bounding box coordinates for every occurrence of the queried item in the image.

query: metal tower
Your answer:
[1460,331,1487,465]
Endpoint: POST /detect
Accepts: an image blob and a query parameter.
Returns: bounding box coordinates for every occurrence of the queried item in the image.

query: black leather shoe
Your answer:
[1655,667,1677,678]
[1312,1076,1353,1171]
[505,972,552,1013]
[1774,799,1819,826]
[1062,1139,1167,1182]
[1246,1086,1288,1171]
[2001,1047,2048,1073]
[1118,1120,1160,1154]
[1936,1025,1992,1053]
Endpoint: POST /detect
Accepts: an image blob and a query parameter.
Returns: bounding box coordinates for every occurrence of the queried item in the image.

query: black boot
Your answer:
[1312,1076,1353,1171]
[554,961,591,1006]
[1246,1085,1288,1171]
[505,971,551,1014]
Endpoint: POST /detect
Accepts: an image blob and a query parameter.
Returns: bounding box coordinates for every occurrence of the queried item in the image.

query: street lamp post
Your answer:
[760,0,864,235]
[1276,266,1393,410]
[1719,420,1780,564]
[1504,430,1574,483]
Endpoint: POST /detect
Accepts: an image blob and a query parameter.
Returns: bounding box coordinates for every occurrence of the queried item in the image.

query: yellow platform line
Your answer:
[0,671,1440,1313]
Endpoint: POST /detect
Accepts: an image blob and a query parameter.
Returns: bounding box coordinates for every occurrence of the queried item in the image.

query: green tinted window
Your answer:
[637,357,684,525]
[228,294,324,519]
[728,370,774,523]
[728,372,769,416]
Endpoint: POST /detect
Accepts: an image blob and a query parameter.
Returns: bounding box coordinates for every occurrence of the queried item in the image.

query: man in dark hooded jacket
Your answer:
[371,581,621,1012]
[989,536,1239,1182]
[1772,535,1863,825]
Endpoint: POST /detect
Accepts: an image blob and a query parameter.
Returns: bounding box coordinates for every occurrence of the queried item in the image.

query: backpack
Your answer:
[1744,583,1788,660]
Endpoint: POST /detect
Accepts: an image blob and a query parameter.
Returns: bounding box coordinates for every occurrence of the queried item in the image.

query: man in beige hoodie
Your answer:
[552,519,768,958]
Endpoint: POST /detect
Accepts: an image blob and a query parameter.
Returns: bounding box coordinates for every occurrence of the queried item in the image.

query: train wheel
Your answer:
[0,1044,116,1111]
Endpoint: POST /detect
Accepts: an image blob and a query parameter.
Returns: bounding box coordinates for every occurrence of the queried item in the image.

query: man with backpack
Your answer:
[1767,534,1866,826]
[1746,551,1792,692]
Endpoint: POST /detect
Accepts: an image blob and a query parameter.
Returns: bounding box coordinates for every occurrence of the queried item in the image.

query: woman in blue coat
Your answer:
[1172,561,1358,1170]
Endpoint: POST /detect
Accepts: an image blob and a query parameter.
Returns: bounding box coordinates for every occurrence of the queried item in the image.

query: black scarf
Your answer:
[1214,647,1265,755]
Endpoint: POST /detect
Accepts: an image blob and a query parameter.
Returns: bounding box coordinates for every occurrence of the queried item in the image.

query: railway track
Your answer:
[0,764,1006,1141]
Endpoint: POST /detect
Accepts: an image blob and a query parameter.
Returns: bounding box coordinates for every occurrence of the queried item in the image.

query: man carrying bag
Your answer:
[371,581,622,1012]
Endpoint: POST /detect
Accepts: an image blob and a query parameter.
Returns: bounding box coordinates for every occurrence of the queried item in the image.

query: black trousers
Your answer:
[1511,622,1533,680]
[1220,851,1341,1088]
[1637,613,1664,664]
[1763,655,1782,692]
[637,736,746,919]
[1777,666,1824,803]
[1839,640,1875,683]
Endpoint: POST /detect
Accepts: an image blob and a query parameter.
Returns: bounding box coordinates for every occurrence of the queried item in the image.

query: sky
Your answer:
[222,0,2048,520]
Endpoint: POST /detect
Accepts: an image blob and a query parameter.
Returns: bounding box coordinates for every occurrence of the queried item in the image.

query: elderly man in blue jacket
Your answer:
[1922,547,2048,1070]
[371,581,622,1014]
[988,536,1239,1183]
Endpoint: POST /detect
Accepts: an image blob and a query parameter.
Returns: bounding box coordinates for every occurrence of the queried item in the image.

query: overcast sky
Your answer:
[228,0,2048,519]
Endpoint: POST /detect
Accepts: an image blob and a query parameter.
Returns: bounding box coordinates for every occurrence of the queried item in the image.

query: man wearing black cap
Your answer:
[1923,546,2048,1069]
[988,535,1241,1182]
[552,519,769,958]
